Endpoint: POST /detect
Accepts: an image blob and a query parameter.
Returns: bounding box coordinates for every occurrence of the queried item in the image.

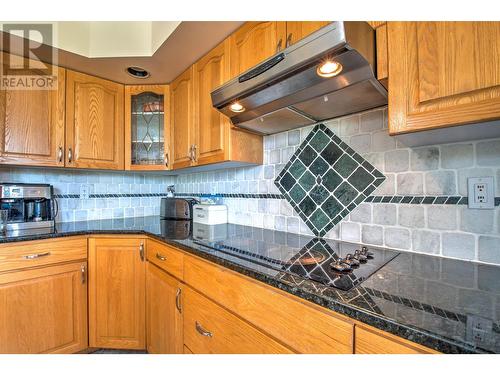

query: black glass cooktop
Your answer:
[193,236,399,291]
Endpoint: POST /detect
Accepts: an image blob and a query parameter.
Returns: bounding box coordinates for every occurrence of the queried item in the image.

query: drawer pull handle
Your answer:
[139,242,145,262]
[175,288,182,313]
[81,264,86,284]
[156,253,167,261]
[23,252,50,259]
[195,322,213,338]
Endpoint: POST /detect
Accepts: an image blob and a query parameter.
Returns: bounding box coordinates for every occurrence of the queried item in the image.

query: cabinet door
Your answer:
[88,237,146,349]
[193,39,231,166]
[0,53,65,167]
[230,22,287,77]
[0,262,88,354]
[66,70,124,169]
[125,85,171,171]
[146,263,183,354]
[170,67,195,169]
[388,22,500,134]
[285,21,330,46]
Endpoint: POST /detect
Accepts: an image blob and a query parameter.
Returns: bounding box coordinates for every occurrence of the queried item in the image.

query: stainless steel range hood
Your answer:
[211,22,387,135]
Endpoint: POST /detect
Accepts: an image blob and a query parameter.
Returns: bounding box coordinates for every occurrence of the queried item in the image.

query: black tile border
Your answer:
[53,192,500,206]
[363,287,466,323]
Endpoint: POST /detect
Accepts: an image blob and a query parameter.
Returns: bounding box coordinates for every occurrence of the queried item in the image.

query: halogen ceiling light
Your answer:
[229,102,245,113]
[316,60,343,78]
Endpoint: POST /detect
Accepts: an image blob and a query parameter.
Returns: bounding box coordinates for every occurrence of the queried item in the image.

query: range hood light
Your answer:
[229,102,245,113]
[316,61,343,78]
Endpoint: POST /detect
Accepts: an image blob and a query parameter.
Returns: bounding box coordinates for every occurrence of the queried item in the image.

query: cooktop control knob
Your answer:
[343,253,360,267]
[330,259,351,272]
[360,246,374,258]
[354,249,368,262]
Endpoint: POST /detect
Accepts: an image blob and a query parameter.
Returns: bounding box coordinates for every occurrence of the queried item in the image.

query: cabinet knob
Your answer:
[67,147,73,163]
[286,33,293,48]
[58,147,63,163]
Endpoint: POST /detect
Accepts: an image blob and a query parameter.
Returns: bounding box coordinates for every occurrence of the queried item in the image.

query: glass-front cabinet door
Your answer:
[125,85,170,170]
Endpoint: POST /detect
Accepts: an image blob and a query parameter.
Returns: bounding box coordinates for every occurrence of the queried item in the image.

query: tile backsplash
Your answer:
[175,107,500,265]
[0,168,175,222]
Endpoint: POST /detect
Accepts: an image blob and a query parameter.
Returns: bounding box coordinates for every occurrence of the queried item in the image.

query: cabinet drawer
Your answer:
[354,326,438,354]
[184,287,292,354]
[184,255,353,353]
[146,239,184,280]
[0,237,87,273]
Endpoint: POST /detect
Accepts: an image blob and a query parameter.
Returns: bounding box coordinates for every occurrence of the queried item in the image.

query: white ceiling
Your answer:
[55,21,180,58]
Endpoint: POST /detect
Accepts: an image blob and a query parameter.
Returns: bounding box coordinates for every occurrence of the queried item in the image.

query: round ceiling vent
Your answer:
[126,66,150,79]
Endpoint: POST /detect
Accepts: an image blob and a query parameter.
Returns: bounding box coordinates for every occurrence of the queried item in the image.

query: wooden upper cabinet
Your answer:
[124,85,171,171]
[0,54,66,167]
[146,263,183,354]
[230,21,287,77]
[193,39,231,166]
[88,237,146,350]
[66,70,124,169]
[285,21,330,46]
[388,21,500,134]
[0,262,88,354]
[170,66,195,169]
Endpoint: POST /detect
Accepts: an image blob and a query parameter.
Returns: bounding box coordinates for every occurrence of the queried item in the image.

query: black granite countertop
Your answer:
[1,216,499,354]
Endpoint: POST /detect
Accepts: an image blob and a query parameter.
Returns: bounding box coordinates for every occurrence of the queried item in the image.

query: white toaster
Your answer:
[192,204,228,225]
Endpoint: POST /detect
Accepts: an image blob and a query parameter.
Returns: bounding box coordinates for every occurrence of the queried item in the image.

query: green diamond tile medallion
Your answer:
[274,124,385,237]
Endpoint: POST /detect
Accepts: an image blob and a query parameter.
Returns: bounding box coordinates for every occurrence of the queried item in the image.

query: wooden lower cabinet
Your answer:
[354,326,438,354]
[183,286,292,354]
[146,263,183,354]
[88,237,146,349]
[0,262,88,354]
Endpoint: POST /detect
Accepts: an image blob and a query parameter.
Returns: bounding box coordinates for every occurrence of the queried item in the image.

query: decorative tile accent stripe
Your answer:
[363,287,467,324]
[54,192,500,207]
[366,195,500,206]
[275,124,385,236]
[176,193,283,199]
[54,193,171,199]
[53,194,80,198]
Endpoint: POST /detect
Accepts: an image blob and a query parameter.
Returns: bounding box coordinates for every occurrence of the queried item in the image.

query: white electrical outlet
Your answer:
[80,184,90,200]
[468,177,494,209]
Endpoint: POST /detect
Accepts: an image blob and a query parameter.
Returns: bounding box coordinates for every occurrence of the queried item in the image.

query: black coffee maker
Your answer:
[0,183,56,231]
